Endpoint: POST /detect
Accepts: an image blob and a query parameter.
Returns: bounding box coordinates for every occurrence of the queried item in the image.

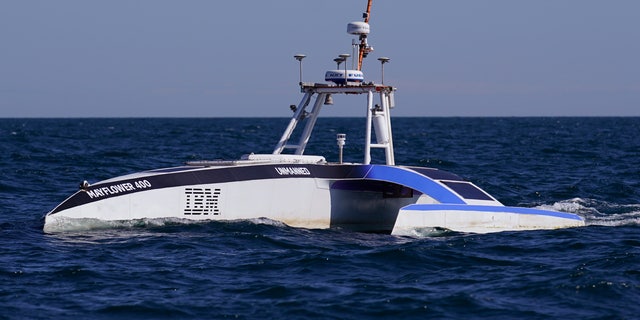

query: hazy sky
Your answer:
[2,0,639,117]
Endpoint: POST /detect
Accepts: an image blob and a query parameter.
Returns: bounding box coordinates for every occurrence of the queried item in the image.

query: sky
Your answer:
[1,0,639,117]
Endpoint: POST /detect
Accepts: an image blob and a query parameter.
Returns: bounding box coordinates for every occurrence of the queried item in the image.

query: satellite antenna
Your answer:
[294,54,306,83]
[378,57,390,84]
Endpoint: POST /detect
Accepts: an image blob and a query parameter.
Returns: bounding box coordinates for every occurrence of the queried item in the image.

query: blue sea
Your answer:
[1,117,639,319]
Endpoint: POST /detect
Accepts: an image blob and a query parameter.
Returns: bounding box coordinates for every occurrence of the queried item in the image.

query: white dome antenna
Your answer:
[347,21,370,35]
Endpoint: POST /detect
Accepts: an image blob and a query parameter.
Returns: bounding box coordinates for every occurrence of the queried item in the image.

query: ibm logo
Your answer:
[184,188,220,215]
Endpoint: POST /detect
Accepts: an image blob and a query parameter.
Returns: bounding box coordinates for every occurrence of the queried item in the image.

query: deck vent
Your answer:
[184,188,221,215]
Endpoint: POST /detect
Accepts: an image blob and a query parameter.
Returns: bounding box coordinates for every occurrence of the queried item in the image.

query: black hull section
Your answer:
[49,164,466,217]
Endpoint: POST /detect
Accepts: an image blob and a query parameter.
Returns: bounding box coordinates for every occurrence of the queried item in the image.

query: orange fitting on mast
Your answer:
[364,0,372,23]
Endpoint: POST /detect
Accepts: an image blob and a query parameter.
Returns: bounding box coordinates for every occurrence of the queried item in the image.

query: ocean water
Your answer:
[1,117,639,319]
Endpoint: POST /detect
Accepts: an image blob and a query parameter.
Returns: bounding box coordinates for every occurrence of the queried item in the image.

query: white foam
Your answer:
[393,227,454,238]
[537,198,640,227]
[43,215,289,234]
[246,217,288,227]
[43,216,199,233]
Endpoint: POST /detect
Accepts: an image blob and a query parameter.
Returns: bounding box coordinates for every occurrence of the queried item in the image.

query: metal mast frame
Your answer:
[272,83,396,165]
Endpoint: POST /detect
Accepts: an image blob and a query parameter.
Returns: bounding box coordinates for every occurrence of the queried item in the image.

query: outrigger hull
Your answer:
[392,204,584,235]
[44,159,584,234]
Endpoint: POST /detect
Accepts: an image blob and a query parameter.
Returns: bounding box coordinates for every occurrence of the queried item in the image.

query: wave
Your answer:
[540,198,640,227]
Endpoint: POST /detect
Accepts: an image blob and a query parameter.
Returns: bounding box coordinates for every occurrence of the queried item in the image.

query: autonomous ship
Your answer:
[44,0,585,234]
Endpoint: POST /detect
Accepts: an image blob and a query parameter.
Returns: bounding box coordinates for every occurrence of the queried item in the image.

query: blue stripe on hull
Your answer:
[402,204,584,221]
[364,166,466,204]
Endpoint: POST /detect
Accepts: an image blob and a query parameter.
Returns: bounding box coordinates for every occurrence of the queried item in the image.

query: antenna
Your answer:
[339,53,350,84]
[351,39,358,69]
[294,54,306,84]
[378,57,390,84]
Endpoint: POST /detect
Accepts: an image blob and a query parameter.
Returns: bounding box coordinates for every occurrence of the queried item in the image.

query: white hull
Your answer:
[392,204,585,235]
[45,179,332,232]
[44,161,584,234]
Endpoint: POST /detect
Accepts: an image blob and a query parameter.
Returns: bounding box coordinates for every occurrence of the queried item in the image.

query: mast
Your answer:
[276,0,395,165]
[357,0,374,70]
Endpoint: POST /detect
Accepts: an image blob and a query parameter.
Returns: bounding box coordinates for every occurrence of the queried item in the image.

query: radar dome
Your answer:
[347,21,370,35]
[325,70,364,85]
